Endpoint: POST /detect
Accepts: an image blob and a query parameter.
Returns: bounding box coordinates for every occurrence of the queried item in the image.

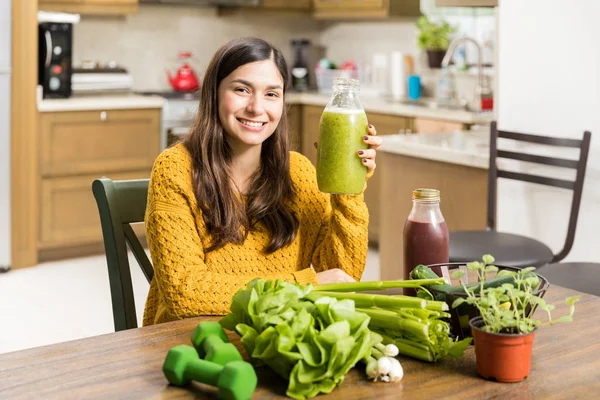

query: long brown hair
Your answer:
[184,37,298,253]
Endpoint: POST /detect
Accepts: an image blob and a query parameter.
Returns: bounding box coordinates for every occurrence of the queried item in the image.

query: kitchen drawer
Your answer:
[40,108,160,177]
[39,170,150,249]
[39,0,138,16]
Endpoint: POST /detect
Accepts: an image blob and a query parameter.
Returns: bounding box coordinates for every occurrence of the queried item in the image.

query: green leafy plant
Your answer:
[416,16,457,51]
[451,254,579,334]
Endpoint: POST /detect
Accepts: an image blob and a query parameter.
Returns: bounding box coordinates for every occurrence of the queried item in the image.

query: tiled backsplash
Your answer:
[73,5,322,91]
[74,4,495,103]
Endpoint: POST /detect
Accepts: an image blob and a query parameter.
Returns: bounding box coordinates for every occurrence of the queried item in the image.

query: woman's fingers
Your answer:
[367,124,377,136]
[362,157,376,172]
[358,148,377,160]
[363,134,383,149]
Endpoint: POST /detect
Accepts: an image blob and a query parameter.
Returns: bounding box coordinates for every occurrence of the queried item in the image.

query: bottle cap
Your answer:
[333,77,360,91]
[413,188,440,200]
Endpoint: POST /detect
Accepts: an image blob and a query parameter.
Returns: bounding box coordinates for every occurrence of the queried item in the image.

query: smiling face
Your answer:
[217,58,284,154]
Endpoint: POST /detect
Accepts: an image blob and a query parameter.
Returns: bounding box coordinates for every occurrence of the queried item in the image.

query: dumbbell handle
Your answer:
[202,335,226,355]
[186,358,223,387]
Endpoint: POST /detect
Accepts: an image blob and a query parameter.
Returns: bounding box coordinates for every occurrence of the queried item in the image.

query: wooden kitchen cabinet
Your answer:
[40,109,160,177]
[300,105,321,166]
[379,152,487,280]
[39,171,149,251]
[363,112,411,244]
[313,0,420,19]
[38,107,160,260]
[38,0,138,16]
[413,117,467,134]
[288,104,302,152]
[218,0,311,16]
[435,0,496,6]
[258,0,311,9]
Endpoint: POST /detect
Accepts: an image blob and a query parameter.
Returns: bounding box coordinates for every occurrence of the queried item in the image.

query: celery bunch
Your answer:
[310,285,472,362]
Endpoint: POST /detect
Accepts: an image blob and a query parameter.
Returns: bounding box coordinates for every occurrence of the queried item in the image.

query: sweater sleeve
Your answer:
[291,154,369,282]
[310,194,370,281]
[145,152,317,320]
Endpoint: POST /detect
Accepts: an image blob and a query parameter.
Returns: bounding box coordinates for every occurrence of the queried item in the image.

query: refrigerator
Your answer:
[0,0,11,270]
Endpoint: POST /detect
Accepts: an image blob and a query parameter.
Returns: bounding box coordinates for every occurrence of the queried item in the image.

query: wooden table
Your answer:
[1,286,599,399]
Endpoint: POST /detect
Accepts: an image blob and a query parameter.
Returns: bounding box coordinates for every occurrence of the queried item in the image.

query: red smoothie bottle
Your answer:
[403,188,449,293]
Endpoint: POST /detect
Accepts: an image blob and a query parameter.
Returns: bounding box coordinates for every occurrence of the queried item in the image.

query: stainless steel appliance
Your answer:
[138,91,198,150]
[38,19,73,98]
[0,0,11,270]
[72,63,134,94]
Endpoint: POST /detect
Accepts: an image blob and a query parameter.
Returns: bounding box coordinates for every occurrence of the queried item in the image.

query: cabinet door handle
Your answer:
[100,111,107,121]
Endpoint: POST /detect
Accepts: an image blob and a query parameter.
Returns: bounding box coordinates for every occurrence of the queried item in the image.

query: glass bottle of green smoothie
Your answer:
[316,77,369,195]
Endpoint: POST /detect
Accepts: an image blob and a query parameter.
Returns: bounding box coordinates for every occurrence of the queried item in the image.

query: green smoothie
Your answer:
[316,108,369,194]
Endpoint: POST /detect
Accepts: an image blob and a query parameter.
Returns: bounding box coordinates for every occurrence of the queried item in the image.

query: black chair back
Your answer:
[487,121,591,263]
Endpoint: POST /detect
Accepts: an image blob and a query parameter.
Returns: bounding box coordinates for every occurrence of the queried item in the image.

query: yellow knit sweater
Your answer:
[142,143,370,326]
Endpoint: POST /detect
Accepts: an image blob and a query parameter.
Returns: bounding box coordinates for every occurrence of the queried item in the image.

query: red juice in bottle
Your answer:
[403,188,449,294]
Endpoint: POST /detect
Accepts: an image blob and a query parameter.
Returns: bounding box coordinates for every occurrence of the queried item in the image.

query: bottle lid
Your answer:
[333,77,360,91]
[413,188,440,200]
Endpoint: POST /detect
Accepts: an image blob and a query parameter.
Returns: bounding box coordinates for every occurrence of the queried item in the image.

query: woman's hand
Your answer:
[316,268,356,284]
[358,124,383,172]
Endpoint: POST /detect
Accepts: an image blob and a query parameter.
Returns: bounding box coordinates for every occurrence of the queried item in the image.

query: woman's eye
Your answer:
[267,92,280,98]
[235,87,249,94]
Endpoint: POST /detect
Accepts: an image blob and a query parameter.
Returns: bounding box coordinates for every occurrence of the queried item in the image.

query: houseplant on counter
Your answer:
[416,15,456,68]
[452,254,580,383]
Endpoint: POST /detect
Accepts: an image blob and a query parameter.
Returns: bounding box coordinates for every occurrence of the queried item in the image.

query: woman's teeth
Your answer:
[239,119,264,128]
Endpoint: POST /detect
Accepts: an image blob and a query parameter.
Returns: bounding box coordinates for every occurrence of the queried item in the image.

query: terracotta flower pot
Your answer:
[470,317,536,383]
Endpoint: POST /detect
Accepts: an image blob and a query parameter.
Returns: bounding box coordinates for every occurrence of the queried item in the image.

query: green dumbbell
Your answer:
[191,321,243,365]
[163,345,257,400]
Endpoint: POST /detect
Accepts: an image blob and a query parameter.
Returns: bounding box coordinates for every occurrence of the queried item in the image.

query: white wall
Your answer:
[497,0,600,262]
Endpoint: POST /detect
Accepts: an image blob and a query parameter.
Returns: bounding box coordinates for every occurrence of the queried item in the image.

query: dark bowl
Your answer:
[411,263,550,340]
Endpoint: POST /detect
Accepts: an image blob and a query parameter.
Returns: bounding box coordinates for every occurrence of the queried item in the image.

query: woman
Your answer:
[143,37,382,326]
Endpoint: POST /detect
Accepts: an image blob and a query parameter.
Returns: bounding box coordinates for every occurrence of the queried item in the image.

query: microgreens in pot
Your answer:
[451,254,579,335]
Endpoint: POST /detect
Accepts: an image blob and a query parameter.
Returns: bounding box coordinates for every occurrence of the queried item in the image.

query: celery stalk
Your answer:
[378,333,433,362]
[306,291,426,309]
[356,308,429,341]
[312,279,446,293]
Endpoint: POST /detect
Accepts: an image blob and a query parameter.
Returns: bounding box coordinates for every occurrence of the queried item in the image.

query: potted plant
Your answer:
[416,15,457,69]
[452,254,579,383]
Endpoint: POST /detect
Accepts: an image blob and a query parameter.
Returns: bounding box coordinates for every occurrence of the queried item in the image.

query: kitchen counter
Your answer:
[38,91,492,124]
[38,94,164,112]
[286,92,494,125]
[379,130,490,169]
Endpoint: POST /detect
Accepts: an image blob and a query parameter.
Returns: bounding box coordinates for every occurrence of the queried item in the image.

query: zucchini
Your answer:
[411,265,537,295]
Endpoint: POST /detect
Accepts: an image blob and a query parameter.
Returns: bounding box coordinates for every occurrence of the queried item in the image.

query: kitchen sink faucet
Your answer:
[440,37,493,112]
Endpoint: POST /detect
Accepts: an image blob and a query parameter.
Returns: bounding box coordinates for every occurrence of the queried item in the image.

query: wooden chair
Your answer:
[92,178,153,332]
[537,262,600,296]
[449,121,591,268]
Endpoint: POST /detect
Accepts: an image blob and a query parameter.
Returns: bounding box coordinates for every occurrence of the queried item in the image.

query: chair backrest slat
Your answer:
[497,170,575,190]
[497,150,580,169]
[123,224,154,283]
[499,130,583,148]
[93,178,152,332]
[487,121,592,264]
